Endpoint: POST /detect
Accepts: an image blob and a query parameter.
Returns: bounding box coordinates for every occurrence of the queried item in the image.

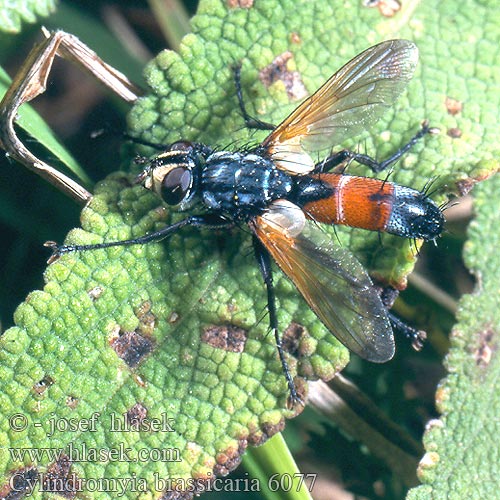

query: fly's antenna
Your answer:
[91,128,169,151]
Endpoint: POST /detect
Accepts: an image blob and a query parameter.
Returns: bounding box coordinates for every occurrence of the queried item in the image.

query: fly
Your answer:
[48,39,445,404]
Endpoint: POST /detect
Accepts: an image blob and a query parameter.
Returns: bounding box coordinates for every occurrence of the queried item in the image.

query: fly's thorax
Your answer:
[138,141,204,211]
[200,151,294,219]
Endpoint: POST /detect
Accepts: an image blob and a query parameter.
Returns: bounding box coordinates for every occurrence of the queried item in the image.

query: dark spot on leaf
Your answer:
[227,0,253,8]
[201,325,248,353]
[445,96,463,115]
[153,206,169,220]
[474,327,497,367]
[32,375,54,396]
[125,402,148,427]
[282,322,306,357]
[248,418,286,447]
[364,0,401,16]
[0,466,38,499]
[110,328,155,368]
[456,178,477,196]
[135,300,151,317]
[66,395,79,409]
[42,455,79,498]
[455,170,495,195]
[133,373,148,387]
[87,285,104,301]
[290,32,301,44]
[213,440,247,476]
[135,300,157,336]
[259,52,308,101]
[168,311,180,323]
[447,127,462,138]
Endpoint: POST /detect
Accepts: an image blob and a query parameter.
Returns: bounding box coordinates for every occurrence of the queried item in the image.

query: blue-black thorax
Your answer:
[200,151,293,220]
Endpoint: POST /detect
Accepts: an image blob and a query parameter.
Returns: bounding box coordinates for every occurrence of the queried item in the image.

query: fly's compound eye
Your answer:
[161,167,193,206]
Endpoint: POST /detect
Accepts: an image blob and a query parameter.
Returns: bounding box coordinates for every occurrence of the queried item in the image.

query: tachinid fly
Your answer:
[49,39,445,404]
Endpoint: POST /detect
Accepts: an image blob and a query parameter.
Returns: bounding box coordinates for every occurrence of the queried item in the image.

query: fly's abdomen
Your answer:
[300,174,394,231]
[299,173,443,241]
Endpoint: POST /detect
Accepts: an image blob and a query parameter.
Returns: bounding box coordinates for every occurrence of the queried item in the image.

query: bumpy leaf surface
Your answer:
[0,173,344,498]
[407,174,500,500]
[0,0,56,33]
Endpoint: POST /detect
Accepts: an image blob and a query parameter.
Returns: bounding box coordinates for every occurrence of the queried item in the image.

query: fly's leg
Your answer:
[314,121,438,174]
[253,236,303,406]
[233,63,276,131]
[46,214,233,263]
[380,287,427,351]
[388,313,427,351]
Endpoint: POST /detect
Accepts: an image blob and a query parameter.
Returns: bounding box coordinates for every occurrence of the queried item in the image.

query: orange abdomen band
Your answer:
[302,174,395,231]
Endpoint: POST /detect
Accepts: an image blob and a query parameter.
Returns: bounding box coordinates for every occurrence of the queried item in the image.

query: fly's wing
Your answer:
[262,39,418,174]
[252,216,395,362]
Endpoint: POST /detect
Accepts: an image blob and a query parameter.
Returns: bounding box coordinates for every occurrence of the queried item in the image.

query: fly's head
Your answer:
[135,141,204,211]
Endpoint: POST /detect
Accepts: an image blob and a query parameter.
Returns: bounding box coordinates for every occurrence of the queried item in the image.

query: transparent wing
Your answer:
[252,217,395,362]
[262,39,418,173]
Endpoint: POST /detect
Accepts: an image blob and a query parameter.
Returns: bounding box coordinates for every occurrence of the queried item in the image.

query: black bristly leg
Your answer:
[253,236,302,405]
[233,63,276,131]
[314,121,434,174]
[313,150,353,173]
[46,214,233,260]
[388,312,427,352]
[380,286,427,351]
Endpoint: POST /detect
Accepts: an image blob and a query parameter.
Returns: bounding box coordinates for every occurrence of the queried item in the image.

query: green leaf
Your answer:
[0,0,57,33]
[407,173,500,500]
[0,173,341,498]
